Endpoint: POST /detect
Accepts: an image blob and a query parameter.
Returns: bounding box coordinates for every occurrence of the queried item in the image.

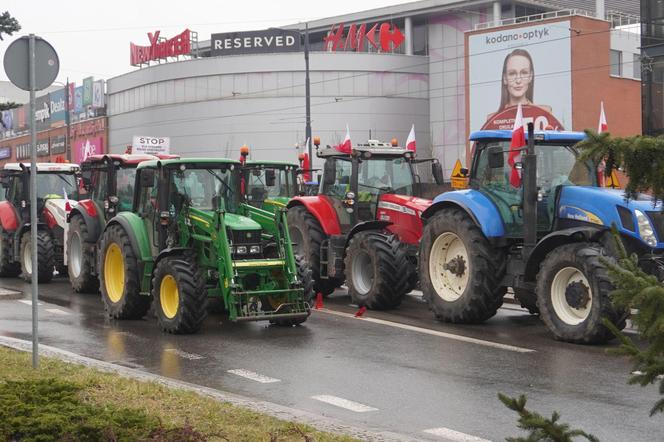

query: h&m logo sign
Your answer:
[324,22,405,52]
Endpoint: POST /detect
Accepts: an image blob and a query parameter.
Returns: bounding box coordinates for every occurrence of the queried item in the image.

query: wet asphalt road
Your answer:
[0,276,660,442]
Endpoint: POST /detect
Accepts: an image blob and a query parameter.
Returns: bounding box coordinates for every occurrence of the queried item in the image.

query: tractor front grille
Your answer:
[228,228,262,258]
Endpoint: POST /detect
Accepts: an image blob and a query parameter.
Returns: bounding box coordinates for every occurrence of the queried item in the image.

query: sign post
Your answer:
[3,34,59,369]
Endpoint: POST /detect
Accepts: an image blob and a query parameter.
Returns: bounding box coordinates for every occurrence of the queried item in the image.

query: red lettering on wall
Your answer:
[130,29,191,66]
[323,22,404,52]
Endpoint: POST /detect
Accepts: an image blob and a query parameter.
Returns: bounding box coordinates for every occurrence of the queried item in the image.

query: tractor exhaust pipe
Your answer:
[522,122,537,260]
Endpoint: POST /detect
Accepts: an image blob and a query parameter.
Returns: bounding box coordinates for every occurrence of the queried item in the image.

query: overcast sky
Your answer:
[1,0,416,86]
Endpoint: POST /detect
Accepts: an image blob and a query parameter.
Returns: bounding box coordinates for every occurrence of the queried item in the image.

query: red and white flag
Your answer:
[508,104,526,188]
[598,101,608,133]
[63,188,72,212]
[335,124,352,154]
[406,124,416,152]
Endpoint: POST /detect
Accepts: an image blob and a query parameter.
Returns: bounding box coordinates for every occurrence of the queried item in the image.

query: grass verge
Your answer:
[0,346,356,442]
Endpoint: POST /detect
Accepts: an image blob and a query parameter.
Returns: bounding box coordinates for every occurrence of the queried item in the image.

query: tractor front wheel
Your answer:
[68,215,99,293]
[0,226,19,277]
[20,230,55,283]
[537,242,625,344]
[99,224,150,319]
[269,255,313,327]
[345,231,411,309]
[287,205,343,296]
[152,255,208,334]
[419,208,506,323]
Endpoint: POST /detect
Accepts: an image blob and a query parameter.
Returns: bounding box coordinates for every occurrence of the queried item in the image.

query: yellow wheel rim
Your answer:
[104,243,125,303]
[160,275,180,319]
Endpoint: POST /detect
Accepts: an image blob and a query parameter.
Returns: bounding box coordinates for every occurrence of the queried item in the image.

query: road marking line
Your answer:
[164,348,205,360]
[45,308,69,315]
[423,427,492,441]
[17,300,43,306]
[311,395,378,413]
[316,309,535,353]
[227,369,280,384]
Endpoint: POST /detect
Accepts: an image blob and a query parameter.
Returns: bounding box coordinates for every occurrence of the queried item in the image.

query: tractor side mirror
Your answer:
[265,169,276,187]
[140,169,156,187]
[81,169,93,189]
[431,162,444,185]
[488,150,504,169]
[323,160,336,186]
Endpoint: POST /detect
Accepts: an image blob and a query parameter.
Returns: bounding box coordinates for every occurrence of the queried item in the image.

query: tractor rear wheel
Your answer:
[99,224,150,319]
[67,215,99,293]
[20,230,55,283]
[537,242,625,344]
[287,205,342,295]
[419,208,506,323]
[152,255,208,334]
[0,227,19,277]
[345,231,410,309]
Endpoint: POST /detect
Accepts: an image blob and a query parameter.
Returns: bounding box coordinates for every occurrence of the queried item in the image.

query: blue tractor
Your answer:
[419,124,664,344]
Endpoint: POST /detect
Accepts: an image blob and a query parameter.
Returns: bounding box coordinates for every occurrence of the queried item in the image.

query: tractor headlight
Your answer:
[236,246,248,254]
[249,245,261,254]
[635,210,658,247]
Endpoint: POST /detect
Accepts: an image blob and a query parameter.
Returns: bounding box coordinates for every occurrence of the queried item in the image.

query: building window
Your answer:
[610,50,622,76]
[634,54,642,79]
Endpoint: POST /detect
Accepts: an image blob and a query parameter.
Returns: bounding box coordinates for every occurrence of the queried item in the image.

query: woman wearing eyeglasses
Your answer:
[496,48,551,113]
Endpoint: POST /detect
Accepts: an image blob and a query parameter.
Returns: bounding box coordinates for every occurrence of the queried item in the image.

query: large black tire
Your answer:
[0,227,20,277]
[99,224,151,320]
[287,205,342,295]
[536,242,626,344]
[152,255,208,334]
[67,215,99,293]
[514,288,539,315]
[20,230,55,283]
[345,231,411,310]
[270,255,313,327]
[419,208,506,323]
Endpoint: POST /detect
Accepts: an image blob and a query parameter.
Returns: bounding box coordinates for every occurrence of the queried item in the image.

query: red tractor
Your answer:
[66,154,159,292]
[287,140,444,309]
[0,163,81,282]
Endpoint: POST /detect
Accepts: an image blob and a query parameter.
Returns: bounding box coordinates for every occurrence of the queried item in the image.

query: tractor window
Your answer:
[36,173,79,201]
[115,168,137,212]
[90,169,108,205]
[358,158,414,196]
[322,159,352,199]
[137,168,158,217]
[170,166,238,212]
[246,167,292,202]
[6,176,21,204]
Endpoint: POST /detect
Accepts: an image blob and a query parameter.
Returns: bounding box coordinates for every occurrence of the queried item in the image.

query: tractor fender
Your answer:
[153,247,193,272]
[287,196,341,235]
[345,220,392,247]
[68,202,101,243]
[524,227,605,281]
[104,213,152,265]
[0,201,19,232]
[421,190,505,238]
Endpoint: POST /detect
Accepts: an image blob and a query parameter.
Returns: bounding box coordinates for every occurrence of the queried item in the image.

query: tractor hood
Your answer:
[559,186,664,248]
[43,198,73,229]
[378,194,433,216]
[224,213,262,231]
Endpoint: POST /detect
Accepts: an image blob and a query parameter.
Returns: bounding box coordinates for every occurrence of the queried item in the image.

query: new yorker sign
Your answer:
[130,29,192,66]
[210,29,301,56]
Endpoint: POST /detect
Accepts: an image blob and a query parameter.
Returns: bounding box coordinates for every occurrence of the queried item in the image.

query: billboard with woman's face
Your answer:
[467,20,572,134]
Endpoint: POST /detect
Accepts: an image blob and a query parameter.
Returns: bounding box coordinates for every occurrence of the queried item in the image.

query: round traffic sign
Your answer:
[3,35,59,91]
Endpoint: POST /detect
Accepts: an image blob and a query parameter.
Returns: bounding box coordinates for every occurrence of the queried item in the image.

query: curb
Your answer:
[0,288,23,300]
[0,336,428,442]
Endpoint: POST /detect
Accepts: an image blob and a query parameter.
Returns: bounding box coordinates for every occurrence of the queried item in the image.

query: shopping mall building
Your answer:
[0,0,642,177]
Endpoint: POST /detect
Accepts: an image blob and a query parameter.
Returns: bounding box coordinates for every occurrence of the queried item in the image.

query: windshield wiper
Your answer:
[207,169,234,196]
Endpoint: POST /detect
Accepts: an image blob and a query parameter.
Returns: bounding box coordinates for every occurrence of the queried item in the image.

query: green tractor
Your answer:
[97,158,312,334]
[242,160,300,213]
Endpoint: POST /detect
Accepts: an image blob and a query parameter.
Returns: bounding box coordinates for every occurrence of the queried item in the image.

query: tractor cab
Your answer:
[241,160,299,210]
[317,139,443,240]
[468,131,596,237]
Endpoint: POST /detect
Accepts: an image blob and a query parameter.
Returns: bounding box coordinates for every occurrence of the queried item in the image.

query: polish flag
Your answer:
[598,101,608,133]
[597,101,608,186]
[406,124,416,152]
[508,104,526,188]
[63,188,72,212]
[335,124,352,154]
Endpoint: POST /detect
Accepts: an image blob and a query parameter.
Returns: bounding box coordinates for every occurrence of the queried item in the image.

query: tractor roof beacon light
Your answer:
[391,138,398,147]
[313,136,321,149]
[240,145,250,165]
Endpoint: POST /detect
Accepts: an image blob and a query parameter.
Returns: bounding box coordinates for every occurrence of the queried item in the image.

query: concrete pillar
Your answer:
[493,1,501,26]
[404,16,413,55]
[596,0,605,19]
